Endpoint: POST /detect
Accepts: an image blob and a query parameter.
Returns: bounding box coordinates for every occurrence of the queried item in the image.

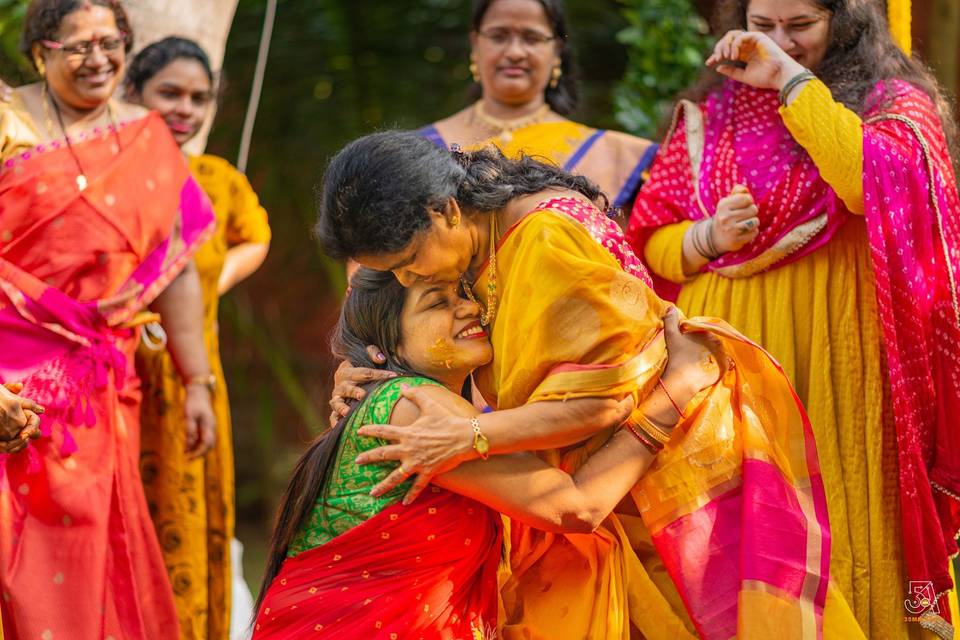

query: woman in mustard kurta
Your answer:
[420,0,657,215]
[125,38,271,640]
[627,3,960,638]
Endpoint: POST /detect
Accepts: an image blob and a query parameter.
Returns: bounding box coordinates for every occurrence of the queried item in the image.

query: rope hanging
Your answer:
[237,0,278,173]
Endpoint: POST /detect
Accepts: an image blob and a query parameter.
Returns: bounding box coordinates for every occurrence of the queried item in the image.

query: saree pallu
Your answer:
[254,488,502,639]
[421,120,658,212]
[473,196,864,639]
[627,80,960,624]
[0,111,214,639]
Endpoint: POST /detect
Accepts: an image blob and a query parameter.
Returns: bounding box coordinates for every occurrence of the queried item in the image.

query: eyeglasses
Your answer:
[41,33,126,60]
[477,28,559,50]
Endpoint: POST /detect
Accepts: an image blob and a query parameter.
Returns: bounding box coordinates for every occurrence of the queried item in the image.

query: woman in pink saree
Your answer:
[0,1,216,637]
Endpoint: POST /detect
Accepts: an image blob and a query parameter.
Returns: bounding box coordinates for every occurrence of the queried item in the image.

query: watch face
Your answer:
[476,437,490,455]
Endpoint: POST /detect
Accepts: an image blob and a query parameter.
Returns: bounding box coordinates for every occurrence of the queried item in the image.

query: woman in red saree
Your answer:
[627,1,960,637]
[0,1,216,637]
[254,267,726,639]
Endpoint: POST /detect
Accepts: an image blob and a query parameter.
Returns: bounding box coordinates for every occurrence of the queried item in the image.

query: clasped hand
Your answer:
[1,382,44,455]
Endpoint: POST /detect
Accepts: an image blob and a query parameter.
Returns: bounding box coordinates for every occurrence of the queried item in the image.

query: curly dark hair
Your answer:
[468,0,580,116]
[20,0,134,70]
[314,130,605,259]
[681,0,957,163]
[126,36,213,94]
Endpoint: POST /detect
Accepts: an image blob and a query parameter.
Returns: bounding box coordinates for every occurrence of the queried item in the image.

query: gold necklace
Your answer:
[460,212,499,326]
[42,84,121,192]
[473,101,551,145]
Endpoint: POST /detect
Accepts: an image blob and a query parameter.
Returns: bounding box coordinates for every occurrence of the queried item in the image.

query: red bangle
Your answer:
[657,378,686,420]
[622,421,663,456]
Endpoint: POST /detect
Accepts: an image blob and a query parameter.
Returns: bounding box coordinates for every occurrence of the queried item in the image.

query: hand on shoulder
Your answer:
[389,383,475,426]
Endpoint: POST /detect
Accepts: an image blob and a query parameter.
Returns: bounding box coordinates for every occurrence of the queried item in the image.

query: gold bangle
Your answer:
[185,373,216,392]
[634,413,673,446]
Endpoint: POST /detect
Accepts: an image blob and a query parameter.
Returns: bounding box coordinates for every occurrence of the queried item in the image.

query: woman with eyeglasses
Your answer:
[419,0,657,216]
[0,1,217,638]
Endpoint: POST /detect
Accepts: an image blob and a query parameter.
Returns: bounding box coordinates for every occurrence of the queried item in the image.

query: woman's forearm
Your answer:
[217,242,270,295]
[780,78,864,214]
[437,428,653,534]
[479,396,629,454]
[151,261,212,379]
[479,379,684,457]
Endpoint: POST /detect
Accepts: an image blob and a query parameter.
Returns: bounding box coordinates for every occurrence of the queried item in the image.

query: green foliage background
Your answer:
[0,0,713,576]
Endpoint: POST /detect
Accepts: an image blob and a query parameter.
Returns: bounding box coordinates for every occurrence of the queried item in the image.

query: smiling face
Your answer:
[470,0,561,107]
[133,57,213,146]
[36,5,125,110]
[355,203,476,287]
[746,0,831,70]
[397,280,493,387]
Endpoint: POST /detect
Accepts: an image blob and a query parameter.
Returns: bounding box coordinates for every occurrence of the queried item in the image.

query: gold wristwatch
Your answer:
[470,417,490,460]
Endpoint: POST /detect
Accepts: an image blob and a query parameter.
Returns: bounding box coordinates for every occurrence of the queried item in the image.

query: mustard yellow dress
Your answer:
[137,154,271,640]
[644,80,921,638]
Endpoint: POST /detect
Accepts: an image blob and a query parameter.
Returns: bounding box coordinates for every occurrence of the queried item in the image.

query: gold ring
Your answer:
[399,465,410,475]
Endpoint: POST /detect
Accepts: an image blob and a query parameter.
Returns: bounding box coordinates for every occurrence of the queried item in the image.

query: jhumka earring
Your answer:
[549,65,562,89]
[35,57,46,77]
[469,62,480,82]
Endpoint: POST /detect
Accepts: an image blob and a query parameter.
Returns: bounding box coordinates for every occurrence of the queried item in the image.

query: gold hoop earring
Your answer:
[469,62,480,82]
[549,65,562,89]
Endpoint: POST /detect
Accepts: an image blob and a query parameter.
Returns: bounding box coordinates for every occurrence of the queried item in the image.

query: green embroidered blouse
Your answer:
[287,376,439,556]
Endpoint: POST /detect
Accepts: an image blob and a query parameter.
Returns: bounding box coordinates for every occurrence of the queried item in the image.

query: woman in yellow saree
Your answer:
[420,0,656,214]
[316,131,864,638]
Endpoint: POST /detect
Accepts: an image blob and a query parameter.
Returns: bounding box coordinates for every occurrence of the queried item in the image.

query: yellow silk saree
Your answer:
[472,196,864,639]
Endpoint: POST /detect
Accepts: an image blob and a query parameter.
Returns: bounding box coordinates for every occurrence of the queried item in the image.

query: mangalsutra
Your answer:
[472,101,551,145]
[43,83,121,192]
[460,213,499,326]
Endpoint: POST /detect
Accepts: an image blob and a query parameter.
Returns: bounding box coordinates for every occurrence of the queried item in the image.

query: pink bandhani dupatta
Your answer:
[861,81,960,619]
[627,82,849,299]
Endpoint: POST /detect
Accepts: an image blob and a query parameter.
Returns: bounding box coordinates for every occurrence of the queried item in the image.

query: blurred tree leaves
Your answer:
[613,0,712,137]
[0,0,30,81]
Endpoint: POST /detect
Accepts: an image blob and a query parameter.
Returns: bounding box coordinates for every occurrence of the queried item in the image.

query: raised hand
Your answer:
[711,185,761,253]
[706,30,806,91]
